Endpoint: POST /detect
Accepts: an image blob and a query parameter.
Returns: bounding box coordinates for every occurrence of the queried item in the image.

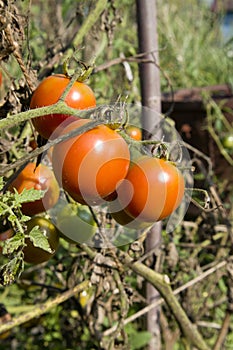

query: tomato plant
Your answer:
[126,125,142,141]
[222,133,233,151]
[115,156,185,222]
[23,217,59,264]
[0,228,13,253]
[9,162,60,216]
[30,74,96,139]
[52,119,130,206]
[56,203,96,244]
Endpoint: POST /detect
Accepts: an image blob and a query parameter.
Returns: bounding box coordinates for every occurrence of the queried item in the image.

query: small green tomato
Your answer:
[222,134,233,151]
[56,204,96,244]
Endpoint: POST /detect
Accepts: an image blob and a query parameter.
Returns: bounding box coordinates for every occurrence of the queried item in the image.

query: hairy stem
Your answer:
[119,252,210,350]
[78,243,210,350]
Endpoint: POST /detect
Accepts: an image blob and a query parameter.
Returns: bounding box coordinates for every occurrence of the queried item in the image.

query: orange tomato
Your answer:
[126,125,142,141]
[30,74,96,139]
[116,157,185,222]
[52,119,130,206]
[9,163,60,215]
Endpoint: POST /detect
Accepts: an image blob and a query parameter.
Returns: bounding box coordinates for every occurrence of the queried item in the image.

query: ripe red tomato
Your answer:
[9,162,60,216]
[116,157,185,222]
[23,217,59,264]
[109,198,151,229]
[0,229,13,243]
[30,74,96,139]
[52,119,130,206]
[126,125,142,141]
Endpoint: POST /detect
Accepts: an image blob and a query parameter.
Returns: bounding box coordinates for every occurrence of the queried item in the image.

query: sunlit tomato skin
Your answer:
[30,74,96,139]
[116,157,185,222]
[9,163,60,216]
[23,217,59,264]
[126,126,142,141]
[78,288,94,309]
[52,119,130,206]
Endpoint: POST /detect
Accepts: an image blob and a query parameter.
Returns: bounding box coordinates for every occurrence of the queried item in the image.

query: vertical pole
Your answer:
[136,0,161,115]
[136,1,162,349]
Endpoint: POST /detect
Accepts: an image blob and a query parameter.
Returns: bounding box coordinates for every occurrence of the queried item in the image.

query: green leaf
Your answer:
[0,204,8,216]
[0,255,24,286]
[218,278,227,294]
[0,177,4,191]
[128,331,152,350]
[20,215,31,222]
[14,187,45,204]
[8,213,17,223]
[28,226,53,254]
[2,233,24,255]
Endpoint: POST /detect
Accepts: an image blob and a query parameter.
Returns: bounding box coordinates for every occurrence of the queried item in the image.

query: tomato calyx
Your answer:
[63,58,95,83]
[116,125,170,161]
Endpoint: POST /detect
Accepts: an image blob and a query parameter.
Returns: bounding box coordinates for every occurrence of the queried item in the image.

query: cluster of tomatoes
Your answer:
[0,161,60,264]
[0,74,185,264]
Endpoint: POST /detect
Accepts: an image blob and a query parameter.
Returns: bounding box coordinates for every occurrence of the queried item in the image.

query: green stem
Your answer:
[79,244,210,350]
[204,94,233,166]
[0,202,24,234]
[0,101,94,130]
[58,69,90,102]
[73,0,108,48]
[0,119,102,176]
[120,252,210,350]
[0,280,89,335]
[0,104,168,177]
[118,129,164,153]
[207,125,233,166]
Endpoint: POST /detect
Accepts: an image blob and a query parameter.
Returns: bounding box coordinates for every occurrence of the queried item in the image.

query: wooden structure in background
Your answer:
[162,84,233,216]
[211,0,233,13]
